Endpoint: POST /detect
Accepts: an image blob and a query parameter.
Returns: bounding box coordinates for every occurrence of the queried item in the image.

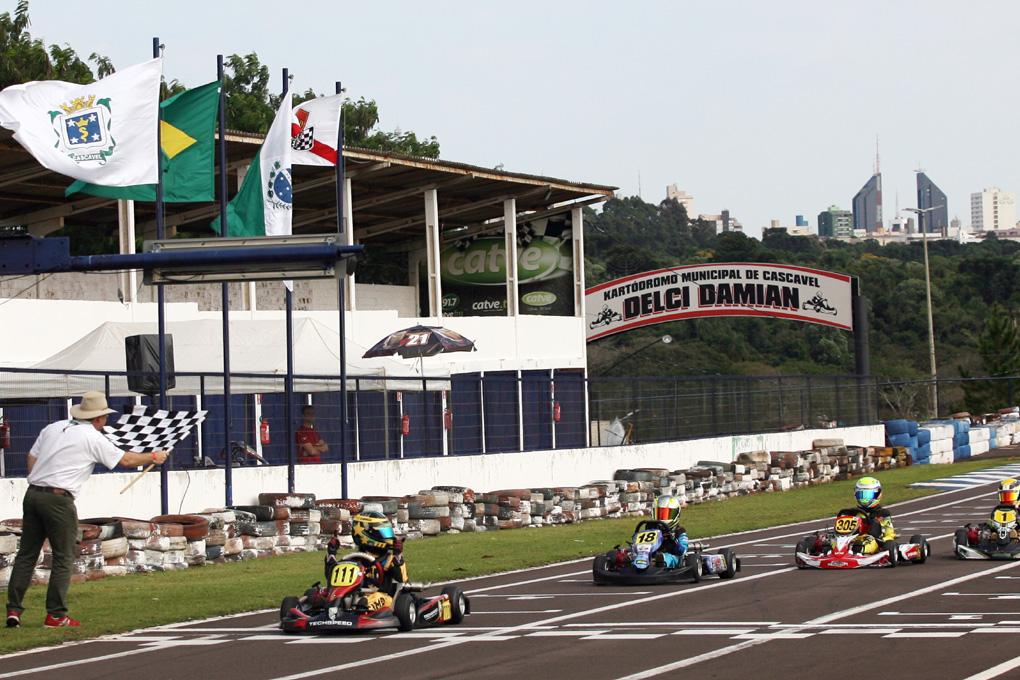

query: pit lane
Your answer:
[3,476,1020,680]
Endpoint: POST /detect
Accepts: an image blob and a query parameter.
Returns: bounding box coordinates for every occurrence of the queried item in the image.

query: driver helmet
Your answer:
[855,477,882,510]
[998,478,1020,507]
[351,511,395,555]
[652,495,682,531]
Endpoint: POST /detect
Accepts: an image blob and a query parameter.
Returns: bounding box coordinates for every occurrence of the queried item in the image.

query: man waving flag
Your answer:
[0,58,161,186]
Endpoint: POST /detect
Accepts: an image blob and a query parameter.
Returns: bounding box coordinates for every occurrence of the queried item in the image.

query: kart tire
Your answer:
[80,517,124,541]
[794,539,811,568]
[229,505,276,521]
[280,596,299,621]
[954,528,970,556]
[882,540,898,567]
[395,592,417,632]
[910,535,929,564]
[718,548,738,579]
[441,586,467,624]
[592,555,612,583]
[685,552,702,583]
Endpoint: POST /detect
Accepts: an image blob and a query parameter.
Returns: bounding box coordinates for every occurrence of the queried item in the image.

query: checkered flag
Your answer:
[454,234,479,251]
[104,406,207,453]
[291,126,315,151]
[516,223,537,247]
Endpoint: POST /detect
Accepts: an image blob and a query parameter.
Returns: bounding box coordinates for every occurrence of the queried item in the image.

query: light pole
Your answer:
[904,205,944,417]
[598,335,673,376]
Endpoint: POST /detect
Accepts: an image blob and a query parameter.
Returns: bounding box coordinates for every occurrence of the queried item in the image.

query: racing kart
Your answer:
[795,514,929,569]
[593,519,740,585]
[279,551,469,633]
[954,507,1020,559]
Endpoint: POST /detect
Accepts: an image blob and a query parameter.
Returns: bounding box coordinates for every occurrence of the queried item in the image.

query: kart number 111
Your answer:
[330,563,360,587]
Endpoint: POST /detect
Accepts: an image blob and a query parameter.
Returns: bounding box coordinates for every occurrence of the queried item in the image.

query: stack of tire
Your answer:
[968,425,991,457]
[884,419,921,463]
[258,493,320,553]
[0,526,16,587]
[919,422,954,464]
[81,517,128,577]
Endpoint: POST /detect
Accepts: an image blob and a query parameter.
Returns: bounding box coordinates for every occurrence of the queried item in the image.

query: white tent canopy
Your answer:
[20,318,438,398]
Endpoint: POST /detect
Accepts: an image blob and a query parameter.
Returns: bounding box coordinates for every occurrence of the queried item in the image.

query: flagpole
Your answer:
[283,67,296,494]
[153,36,170,516]
[217,54,234,506]
[335,80,349,500]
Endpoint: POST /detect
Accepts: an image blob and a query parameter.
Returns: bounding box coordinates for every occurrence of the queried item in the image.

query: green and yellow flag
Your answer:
[65,80,220,202]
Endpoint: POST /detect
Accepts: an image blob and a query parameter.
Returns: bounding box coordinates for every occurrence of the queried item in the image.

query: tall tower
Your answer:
[852,138,883,233]
[915,169,949,234]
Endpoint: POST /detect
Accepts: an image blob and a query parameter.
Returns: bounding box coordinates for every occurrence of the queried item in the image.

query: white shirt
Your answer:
[28,419,125,498]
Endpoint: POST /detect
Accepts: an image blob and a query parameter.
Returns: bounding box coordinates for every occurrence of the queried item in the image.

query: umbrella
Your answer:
[362,325,475,360]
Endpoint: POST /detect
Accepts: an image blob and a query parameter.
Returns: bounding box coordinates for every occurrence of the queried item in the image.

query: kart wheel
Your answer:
[441,586,467,624]
[910,535,928,564]
[954,529,970,556]
[592,555,612,584]
[280,596,299,621]
[718,548,738,579]
[685,552,702,583]
[882,540,898,567]
[794,540,811,568]
[395,592,417,632]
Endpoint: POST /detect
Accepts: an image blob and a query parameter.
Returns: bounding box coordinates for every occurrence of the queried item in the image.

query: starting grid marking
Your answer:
[909,463,1020,491]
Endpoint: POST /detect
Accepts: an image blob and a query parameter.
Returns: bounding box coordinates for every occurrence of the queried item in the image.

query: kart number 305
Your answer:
[834,517,860,534]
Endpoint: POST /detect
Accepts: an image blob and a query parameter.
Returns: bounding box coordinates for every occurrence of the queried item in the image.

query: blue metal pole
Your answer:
[217,55,233,507]
[153,37,169,515]
[283,67,296,493]
[336,81,349,499]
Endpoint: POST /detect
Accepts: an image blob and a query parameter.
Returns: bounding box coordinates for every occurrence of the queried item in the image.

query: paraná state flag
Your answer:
[65,80,221,202]
[0,58,161,186]
[291,93,343,166]
[212,91,293,237]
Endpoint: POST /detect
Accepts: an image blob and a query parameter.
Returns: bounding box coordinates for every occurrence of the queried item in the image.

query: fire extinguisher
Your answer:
[259,416,270,445]
[553,402,561,422]
[401,413,410,436]
[444,409,453,430]
[0,417,9,450]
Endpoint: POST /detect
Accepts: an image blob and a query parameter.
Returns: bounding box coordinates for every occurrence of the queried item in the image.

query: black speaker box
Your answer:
[125,334,176,395]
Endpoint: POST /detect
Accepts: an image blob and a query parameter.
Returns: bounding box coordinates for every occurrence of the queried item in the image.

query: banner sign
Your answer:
[586,263,853,342]
[419,213,575,317]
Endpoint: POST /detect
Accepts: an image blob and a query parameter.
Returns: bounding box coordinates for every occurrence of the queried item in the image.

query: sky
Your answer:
[13,0,1020,240]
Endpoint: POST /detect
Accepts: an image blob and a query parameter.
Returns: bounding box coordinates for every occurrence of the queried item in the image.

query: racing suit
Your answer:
[322,537,409,611]
[655,525,689,568]
[837,506,894,555]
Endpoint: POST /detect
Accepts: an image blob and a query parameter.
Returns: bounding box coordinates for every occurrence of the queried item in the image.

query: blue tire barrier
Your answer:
[916,429,931,446]
[884,419,910,435]
[887,432,912,448]
[916,442,931,462]
[907,420,919,436]
[953,432,969,448]
[954,444,972,461]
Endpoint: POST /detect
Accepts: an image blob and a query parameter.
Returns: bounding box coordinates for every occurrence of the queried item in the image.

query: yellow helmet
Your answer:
[652,495,682,531]
[351,511,395,554]
[855,477,882,510]
[998,478,1020,507]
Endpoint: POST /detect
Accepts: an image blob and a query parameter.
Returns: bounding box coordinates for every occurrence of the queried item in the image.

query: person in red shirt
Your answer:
[296,405,328,463]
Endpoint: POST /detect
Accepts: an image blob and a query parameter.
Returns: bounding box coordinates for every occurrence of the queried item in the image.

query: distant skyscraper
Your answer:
[916,172,949,234]
[818,206,853,238]
[970,188,1017,232]
[853,173,883,232]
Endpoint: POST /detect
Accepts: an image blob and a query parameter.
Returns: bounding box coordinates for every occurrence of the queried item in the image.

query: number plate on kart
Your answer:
[330,562,361,587]
[635,531,658,544]
[834,516,861,535]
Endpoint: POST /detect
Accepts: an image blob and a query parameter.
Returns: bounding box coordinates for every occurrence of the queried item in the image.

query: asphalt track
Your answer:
[5,468,1020,680]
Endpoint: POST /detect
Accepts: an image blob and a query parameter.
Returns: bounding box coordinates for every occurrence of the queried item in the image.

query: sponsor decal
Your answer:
[827,560,848,567]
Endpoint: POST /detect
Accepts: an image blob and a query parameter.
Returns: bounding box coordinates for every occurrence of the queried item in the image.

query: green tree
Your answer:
[0,1,107,88]
[960,303,1020,412]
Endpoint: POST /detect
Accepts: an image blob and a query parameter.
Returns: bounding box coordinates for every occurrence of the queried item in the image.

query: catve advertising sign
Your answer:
[586,263,853,342]
[420,213,574,317]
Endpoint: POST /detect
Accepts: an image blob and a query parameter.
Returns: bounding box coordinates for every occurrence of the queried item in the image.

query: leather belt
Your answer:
[29,484,75,501]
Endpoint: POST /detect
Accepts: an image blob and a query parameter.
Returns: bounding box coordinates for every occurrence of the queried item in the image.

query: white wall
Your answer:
[0,425,883,519]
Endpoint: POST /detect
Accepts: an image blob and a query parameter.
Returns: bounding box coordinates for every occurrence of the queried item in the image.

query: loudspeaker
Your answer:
[125,334,176,395]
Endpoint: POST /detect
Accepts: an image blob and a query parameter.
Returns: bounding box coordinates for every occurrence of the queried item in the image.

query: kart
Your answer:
[802,297,837,315]
[593,519,740,585]
[589,310,622,329]
[794,514,929,569]
[954,507,1020,559]
[279,551,469,633]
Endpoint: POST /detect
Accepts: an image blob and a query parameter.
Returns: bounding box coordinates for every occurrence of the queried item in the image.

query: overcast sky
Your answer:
[16,0,1020,239]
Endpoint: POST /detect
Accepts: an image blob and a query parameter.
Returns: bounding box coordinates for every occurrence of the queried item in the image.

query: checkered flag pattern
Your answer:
[104,406,207,453]
[291,127,315,151]
[516,215,570,247]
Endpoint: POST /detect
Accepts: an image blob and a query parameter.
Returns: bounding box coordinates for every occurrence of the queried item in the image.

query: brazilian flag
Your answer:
[66,80,220,202]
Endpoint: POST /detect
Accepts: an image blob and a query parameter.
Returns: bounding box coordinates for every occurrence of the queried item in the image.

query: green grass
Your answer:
[2,455,1015,654]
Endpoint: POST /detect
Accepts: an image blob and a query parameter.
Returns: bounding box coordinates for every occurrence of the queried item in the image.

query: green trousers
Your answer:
[5,488,78,618]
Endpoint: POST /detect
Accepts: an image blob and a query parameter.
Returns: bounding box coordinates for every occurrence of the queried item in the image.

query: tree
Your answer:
[960,303,1020,413]
[0,1,106,88]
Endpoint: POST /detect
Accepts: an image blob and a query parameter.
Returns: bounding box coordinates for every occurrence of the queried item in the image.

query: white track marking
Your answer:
[961,654,1020,680]
[611,560,1020,680]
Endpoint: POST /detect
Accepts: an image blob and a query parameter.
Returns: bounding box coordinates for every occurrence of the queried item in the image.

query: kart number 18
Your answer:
[635,531,658,544]
[330,563,361,587]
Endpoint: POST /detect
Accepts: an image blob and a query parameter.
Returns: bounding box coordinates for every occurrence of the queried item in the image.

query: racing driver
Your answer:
[836,476,895,555]
[650,494,689,568]
[325,510,408,611]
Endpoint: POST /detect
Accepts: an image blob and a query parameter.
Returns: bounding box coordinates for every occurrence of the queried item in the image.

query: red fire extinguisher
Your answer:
[444,409,453,430]
[401,413,410,436]
[0,417,10,450]
[553,402,561,422]
[259,416,270,445]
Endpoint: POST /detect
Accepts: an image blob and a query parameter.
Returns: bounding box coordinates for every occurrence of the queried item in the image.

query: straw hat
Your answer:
[70,391,117,420]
